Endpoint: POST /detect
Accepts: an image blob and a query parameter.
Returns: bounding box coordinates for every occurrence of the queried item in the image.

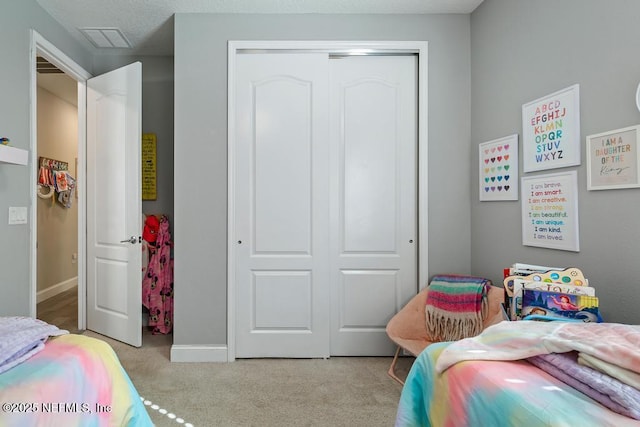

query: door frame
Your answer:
[227,40,429,362]
[29,31,92,329]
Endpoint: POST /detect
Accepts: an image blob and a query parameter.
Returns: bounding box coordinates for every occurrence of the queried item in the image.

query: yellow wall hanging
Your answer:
[142,133,157,200]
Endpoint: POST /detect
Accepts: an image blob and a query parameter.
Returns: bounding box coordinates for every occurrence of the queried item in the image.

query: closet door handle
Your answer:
[120,236,139,244]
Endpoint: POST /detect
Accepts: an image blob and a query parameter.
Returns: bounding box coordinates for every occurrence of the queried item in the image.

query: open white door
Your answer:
[86,62,142,347]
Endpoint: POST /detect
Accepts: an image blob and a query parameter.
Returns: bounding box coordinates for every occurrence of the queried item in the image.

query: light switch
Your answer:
[8,207,27,225]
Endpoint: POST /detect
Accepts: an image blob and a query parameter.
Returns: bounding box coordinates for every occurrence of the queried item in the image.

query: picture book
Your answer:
[523,280,595,296]
[503,266,589,317]
[521,289,602,322]
[509,279,596,320]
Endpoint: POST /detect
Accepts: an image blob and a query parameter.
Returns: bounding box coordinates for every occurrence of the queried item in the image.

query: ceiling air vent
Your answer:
[79,27,131,49]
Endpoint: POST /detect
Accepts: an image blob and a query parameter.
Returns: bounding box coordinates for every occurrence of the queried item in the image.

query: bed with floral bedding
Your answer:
[0,317,151,426]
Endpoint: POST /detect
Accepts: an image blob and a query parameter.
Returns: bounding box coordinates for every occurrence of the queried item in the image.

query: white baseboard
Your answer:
[170,344,228,362]
[37,277,78,303]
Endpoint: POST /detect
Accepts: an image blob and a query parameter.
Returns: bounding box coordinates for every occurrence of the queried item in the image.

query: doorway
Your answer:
[30,31,91,331]
[29,32,149,349]
[35,58,79,332]
[227,41,429,361]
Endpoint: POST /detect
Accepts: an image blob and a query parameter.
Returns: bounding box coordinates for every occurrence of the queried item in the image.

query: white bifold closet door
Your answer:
[234,53,416,358]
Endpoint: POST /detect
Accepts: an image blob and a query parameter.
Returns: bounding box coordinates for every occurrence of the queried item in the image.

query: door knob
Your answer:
[120,236,139,244]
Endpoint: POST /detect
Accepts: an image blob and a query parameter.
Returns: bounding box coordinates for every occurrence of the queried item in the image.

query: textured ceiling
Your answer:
[36,0,484,56]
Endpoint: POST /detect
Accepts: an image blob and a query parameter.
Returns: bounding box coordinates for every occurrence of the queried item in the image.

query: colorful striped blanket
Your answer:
[425,275,490,341]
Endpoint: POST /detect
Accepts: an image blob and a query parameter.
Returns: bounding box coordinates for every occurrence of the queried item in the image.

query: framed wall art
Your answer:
[586,125,640,190]
[521,170,579,252]
[522,84,580,173]
[479,134,519,201]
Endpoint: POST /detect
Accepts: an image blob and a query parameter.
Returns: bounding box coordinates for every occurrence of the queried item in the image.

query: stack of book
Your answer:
[502,264,602,323]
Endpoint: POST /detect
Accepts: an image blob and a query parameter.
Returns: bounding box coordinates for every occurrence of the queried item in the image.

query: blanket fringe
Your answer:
[425,297,488,342]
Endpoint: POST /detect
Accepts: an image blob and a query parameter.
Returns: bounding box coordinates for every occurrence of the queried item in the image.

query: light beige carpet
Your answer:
[83,330,414,427]
[38,290,414,426]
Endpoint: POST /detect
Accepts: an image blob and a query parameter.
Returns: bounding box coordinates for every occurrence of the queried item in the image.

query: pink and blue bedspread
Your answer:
[396,321,640,427]
[0,333,152,426]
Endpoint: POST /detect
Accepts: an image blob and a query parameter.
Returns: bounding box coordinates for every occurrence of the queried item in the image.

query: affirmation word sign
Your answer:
[479,134,519,201]
[142,133,157,201]
[586,125,640,190]
[522,84,580,172]
[521,171,579,252]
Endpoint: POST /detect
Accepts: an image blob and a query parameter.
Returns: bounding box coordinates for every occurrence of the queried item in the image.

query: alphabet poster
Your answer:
[479,134,519,201]
[522,85,580,172]
[586,125,640,190]
[521,171,579,252]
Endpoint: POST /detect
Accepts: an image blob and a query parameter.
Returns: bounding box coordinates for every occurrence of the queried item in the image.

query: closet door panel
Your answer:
[329,55,418,356]
[253,78,312,254]
[343,80,398,253]
[235,53,330,358]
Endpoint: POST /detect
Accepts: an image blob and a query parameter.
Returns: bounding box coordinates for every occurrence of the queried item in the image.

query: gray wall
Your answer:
[174,14,473,346]
[0,2,173,317]
[470,0,640,324]
[0,0,92,315]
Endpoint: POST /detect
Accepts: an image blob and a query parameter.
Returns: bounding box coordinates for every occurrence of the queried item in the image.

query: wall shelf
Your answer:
[0,145,28,165]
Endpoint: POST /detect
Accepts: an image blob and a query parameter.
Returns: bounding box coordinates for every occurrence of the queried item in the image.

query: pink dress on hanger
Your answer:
[142,216,174,334]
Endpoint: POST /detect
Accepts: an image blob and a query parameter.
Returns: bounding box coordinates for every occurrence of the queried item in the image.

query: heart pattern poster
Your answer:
[479,134,519,201]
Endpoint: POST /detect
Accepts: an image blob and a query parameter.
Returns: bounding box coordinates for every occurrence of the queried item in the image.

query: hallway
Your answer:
[37,287,78,333]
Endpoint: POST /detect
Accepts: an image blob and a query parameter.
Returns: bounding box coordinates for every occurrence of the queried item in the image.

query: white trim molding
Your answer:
[36,277,78,303]
[170,345,229,362]
[30,30,92,331]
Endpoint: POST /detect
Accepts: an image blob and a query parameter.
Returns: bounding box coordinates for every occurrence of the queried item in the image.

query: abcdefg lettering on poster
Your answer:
[522,85,581,173]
